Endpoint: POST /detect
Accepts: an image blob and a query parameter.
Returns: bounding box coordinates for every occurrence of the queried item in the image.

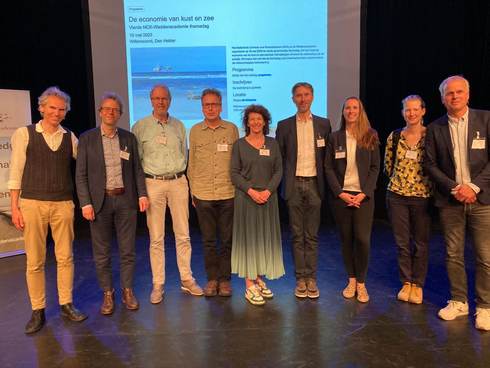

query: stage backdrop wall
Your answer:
[0,89,31,257]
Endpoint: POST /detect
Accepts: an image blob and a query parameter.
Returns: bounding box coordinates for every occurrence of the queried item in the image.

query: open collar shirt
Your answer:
[131,114,187,176]
[187,120,239,200]
[295,113,317,177]
[447,108,480,193]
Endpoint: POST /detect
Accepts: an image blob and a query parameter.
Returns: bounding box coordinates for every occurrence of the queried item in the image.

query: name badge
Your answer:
[217,143,228,152]
[120,150,130,160]
[316,138,325,147]
[155,135,167,145]
[472,139,486,150]
[405,150,418,160]
[259,148,270,156]
[335,150,346,159]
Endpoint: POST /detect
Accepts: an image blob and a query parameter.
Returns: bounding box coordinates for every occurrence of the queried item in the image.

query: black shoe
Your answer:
[60,303,88,322]
[25,309,46,334]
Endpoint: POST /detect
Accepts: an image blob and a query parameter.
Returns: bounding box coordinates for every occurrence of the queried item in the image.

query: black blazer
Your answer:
[324,129,380,199]
[76,127,147,214]
[424,108,490,206]
[276,114,331,200]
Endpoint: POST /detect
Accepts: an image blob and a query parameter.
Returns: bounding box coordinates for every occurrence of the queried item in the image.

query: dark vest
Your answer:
[20,124,73,201]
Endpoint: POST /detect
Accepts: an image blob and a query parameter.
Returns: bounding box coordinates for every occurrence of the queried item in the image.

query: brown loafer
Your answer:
[218,280,232,297]
[306,278,320,299]
[122,288,139,310]
[204,280,218,297]
[100,289,115,315]
[295,278,307,298]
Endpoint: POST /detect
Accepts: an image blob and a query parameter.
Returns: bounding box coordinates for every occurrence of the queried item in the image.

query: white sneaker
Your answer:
[475,308,490,331]
[438,300,469,321]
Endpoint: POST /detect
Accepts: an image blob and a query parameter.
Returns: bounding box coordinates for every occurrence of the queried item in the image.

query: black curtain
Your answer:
[361,0,490,218]
[0,0,94,136]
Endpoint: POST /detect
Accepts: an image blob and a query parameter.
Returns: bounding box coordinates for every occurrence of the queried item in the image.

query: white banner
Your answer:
[0,89,31,257]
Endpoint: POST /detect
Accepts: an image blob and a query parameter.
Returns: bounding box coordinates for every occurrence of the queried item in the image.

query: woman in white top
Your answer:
[325,97,380,302]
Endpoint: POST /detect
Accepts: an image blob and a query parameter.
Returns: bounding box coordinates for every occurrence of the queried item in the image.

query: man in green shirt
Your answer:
[187,89,239,297]
[132,84,203,304]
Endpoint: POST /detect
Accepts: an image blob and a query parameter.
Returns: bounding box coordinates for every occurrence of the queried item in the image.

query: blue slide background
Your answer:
[124,0,327,134]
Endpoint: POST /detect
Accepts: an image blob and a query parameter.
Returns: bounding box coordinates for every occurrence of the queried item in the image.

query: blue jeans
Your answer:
[287,177,322,280]
[439,202,490,308]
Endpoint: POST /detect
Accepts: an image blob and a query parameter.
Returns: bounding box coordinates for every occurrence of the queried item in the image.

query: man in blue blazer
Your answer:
[76,92,148,315]
[425,75,490,331]
[276,82,331,298]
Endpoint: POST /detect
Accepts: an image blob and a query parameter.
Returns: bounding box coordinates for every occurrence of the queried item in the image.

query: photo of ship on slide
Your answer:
[130,46,227,124]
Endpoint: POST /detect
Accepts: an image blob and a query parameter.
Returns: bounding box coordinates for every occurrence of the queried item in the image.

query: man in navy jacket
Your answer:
[76,92,148,315]
[276,82,331,298]
[425,75,490,331]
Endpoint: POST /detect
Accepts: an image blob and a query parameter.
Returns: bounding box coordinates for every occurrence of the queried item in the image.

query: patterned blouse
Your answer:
[384,131,431,197]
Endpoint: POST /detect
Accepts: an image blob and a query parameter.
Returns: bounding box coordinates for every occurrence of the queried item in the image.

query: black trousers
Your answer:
[89,195,137,291]
[386,191,430,286]
[287,177,322,280]
[332,195,374,283]
[194,197,234,281]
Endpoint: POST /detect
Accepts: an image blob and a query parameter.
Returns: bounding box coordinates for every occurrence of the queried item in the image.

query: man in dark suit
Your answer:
[276,82,331,298]
[425,75,490,331]
[76,92,148,315]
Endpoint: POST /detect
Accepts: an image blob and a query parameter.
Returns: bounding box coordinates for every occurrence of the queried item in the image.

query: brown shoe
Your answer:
[397,282,411,302]
[408,284,423,304]
[100,289,115,315]
[204,280,218,297]
[181,279,204,296]
[150,284,164,304]
[295,278,307,298]
[122,288,139,310]
[306,278,320,299]
[218,280,232,297]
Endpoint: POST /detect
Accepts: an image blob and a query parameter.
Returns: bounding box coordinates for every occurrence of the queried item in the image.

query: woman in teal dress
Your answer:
[231,104,285,306]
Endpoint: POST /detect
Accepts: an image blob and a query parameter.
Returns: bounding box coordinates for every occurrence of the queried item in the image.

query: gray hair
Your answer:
[439,75,470,97]
[291,82,314,95]
[150,84,172,100]
[99,92,124,115]
[38,86,71,113]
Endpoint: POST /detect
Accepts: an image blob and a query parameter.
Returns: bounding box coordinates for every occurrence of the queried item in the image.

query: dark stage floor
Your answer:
[1,221,489,368]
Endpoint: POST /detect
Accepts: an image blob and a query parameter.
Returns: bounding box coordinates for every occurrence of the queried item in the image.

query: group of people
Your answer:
[8,75,490,335]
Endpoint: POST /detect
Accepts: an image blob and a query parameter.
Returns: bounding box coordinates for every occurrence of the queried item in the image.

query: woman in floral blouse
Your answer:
[384,95,432,305]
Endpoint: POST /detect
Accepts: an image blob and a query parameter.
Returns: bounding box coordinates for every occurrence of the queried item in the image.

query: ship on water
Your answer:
[152,65,172,72]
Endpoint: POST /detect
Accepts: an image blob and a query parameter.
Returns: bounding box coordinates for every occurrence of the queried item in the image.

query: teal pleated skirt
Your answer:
[231,190,285,280]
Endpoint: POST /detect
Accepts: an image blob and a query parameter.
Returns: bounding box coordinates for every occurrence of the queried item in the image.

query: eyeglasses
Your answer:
[100,107,121,114]
[202,103,221,109]
[151,97,170,102]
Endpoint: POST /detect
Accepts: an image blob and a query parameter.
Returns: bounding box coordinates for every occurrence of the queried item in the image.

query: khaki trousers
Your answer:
[20,199,75,310]
[145,176,193,286]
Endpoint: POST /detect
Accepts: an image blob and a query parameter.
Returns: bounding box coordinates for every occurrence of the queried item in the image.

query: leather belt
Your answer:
[295,176,316,181]
[145,171,185,181]
[105,188,125,196]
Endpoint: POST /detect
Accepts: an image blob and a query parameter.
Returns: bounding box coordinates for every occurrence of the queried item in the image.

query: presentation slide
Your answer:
[123,0,327,133]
